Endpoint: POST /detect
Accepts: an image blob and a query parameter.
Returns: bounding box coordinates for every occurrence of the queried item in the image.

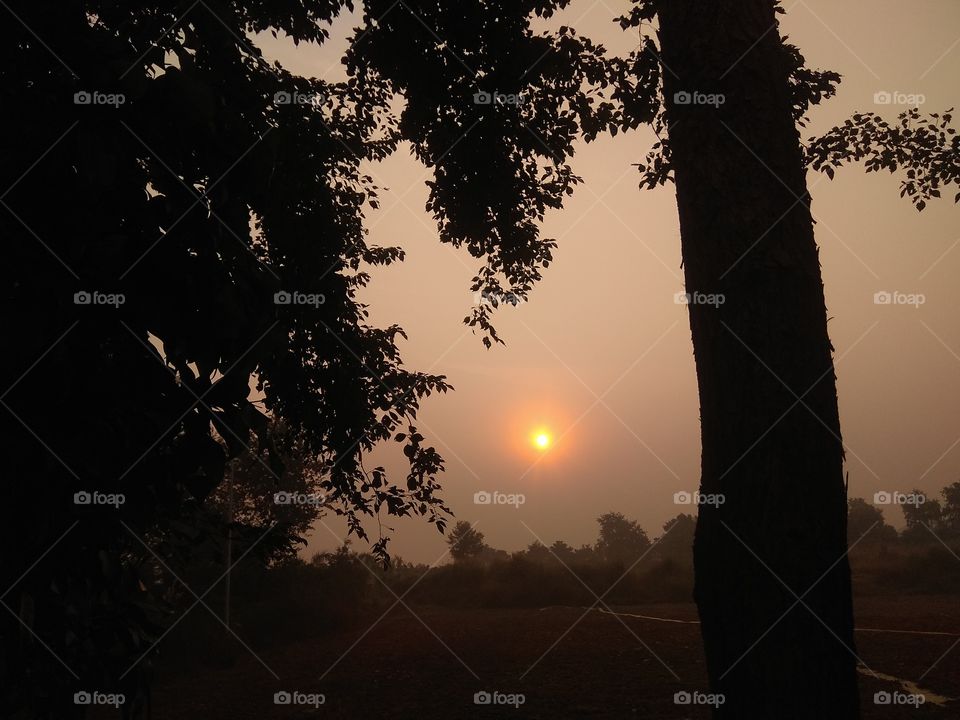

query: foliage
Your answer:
[345,0,656,346]
[446,520,487,560]
[594,512,651,566]
[807,108,960,210]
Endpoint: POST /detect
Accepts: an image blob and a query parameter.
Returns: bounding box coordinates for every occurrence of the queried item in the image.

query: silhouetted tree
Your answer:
[525,540,553,564]
[900,488,943,544]
[941,481,960,536]
[3,2,453,715]
[847,498,898,557]
[655,513,696,562]
[549,540,577,564]
[6,1,959,716]
[653,0,858,707]
[621,0,954,713]
[595,512,651,566]
[446,521,486,561]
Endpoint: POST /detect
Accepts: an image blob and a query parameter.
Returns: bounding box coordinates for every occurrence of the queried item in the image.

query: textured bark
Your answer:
[655,0,858,717]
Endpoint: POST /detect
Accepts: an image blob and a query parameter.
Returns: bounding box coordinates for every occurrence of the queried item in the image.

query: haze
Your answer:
[252,0,960,563]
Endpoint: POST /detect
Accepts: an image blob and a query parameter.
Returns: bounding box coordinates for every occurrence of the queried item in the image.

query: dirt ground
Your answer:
[125,594,960,719]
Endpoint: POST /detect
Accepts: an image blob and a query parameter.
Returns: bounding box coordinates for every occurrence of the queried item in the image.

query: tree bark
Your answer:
[655,0,858,717]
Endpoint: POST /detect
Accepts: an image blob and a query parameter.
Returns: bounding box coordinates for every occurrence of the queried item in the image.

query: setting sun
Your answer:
[533,431,552,450]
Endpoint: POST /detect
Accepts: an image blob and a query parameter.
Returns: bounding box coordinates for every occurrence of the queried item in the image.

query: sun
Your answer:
[532,431,552,451]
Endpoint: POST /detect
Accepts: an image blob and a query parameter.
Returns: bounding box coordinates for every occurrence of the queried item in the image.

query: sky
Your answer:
[254,1,960,563]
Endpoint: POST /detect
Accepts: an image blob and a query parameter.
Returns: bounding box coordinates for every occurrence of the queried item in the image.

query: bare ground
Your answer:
[135,595,959,719]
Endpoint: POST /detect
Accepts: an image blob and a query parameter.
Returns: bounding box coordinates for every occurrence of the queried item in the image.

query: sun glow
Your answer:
[532,431,552,451]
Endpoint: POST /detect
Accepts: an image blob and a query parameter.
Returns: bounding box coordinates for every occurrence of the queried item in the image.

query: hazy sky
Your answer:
[255,1,960,563]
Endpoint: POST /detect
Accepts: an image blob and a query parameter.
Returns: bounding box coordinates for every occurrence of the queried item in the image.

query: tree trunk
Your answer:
[655,0,858,717]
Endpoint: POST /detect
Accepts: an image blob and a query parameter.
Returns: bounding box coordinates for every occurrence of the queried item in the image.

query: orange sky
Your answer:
[255,1,960,563]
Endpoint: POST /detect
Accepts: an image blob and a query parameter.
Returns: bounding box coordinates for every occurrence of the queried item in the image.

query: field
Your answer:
[136,595,959,719]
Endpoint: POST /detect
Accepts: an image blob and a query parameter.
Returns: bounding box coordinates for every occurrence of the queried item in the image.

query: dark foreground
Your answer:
[120,596,958,719]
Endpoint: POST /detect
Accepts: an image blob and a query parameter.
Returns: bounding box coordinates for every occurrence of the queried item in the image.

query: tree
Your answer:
[595,512,651,566]
[900,487,944,544]
[655,513,696,563]
[525,540,554,564]
[3,2,455,715]
[7,1,959,716]
[847,498,897,554]
[940,481,960,536]
[446,521,487,561]
[549,540,577,564]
